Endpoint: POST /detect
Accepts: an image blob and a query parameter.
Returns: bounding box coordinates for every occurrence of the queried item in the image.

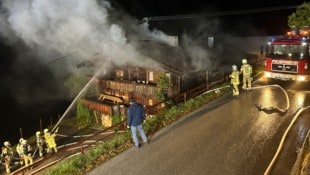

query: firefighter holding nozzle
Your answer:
[229,64,241,96]
[240,58,253,90]
[44,128,58,154]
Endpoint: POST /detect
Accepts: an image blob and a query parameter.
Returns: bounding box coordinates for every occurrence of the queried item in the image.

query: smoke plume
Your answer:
[0,0,174,105]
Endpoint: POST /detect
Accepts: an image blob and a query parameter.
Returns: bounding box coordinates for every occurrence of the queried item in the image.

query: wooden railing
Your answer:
[145,74,228,114]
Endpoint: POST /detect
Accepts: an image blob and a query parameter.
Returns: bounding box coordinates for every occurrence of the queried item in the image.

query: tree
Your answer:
[155,74,170,101]
[288,2,310,28]
[64,74,97,99]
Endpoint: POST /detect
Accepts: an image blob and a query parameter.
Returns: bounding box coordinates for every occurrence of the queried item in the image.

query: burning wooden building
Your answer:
[79,40,208,127]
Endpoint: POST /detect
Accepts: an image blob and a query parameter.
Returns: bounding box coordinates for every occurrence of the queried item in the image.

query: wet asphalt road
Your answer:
[87,79,310,175]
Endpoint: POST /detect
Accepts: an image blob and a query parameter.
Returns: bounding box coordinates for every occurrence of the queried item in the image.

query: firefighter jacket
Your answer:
[240,64,252,75]
[36,135,44,147]
[22,143,32,156]
[230,70,240,85]
[16,143,23,156]
[1,146,13,159]
[45,133,57,148]
[127,102,145,126]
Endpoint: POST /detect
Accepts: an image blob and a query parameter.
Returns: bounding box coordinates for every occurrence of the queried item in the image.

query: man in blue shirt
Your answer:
[127,97,148,148]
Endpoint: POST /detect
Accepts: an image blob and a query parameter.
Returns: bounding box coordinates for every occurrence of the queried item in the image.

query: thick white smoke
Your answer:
[1,1,113,60]
[0,0,174,109]
[0,0,223,102]
[182,34,212,71]
[0,0,166,71]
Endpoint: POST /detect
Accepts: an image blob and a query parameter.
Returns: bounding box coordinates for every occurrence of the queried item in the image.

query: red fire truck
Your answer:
[264,27,310,81]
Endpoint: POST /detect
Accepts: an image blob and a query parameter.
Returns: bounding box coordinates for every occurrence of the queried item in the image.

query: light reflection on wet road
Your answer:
[260,80,310,175]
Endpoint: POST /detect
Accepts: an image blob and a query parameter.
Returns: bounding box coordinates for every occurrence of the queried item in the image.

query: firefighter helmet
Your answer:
[19,138,24,143]
[4,141,10,147]
[232,65,238,71]
[242,58,247,64]
[44,128,49,133]
[36,131,41,136]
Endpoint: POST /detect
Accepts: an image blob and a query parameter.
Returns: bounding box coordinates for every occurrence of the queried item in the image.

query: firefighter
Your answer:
[43,128,49,137]
[43,128,50,153]
[45,128,58,154]
[36,131,45,157]
[240,58,253,90]
[1,141,14,173]
[21,139,33,166]
[229,64,241,96]
[16,138,24,165]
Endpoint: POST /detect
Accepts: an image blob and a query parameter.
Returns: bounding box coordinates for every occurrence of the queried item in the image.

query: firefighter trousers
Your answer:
[242,75,252,89]
[232,83,239,96]
[3,158,11,173]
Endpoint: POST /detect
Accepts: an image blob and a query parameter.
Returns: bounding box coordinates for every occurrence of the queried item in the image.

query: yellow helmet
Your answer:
[242,58,247,64]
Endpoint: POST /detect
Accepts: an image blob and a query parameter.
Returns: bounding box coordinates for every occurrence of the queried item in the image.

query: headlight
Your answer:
[264,72,271,77]
[297,76,306,81]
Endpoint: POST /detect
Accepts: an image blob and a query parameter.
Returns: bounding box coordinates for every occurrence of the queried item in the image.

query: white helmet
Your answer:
[242,58,247,64]
[36,131,41,135]
[232,65,238,71]
[4,141,10,147]
[44,128,49,133]
[19,138,24,143]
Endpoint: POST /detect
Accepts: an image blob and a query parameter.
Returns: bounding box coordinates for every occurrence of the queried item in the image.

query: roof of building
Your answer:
[134,40,195,74]
[76,39,200,76]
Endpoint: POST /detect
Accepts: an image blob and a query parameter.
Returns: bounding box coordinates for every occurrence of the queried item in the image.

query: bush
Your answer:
[76,99,95,127]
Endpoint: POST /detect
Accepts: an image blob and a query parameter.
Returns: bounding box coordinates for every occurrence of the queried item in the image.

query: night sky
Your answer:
[0,0,307,145]
[116,0,300,17]
[115,0,305,35]
[0,39,69,145]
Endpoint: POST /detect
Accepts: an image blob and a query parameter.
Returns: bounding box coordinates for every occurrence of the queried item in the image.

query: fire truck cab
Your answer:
[264,27,310,81]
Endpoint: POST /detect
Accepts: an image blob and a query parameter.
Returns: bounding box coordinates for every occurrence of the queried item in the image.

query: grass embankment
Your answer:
[40,83,231,175]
